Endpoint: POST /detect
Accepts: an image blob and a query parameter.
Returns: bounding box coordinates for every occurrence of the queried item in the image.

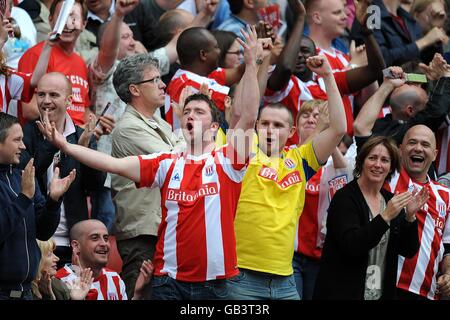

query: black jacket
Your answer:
[313,179,419,300]
[351,0,426,67]
[86,0,163,50]
[19,121,106,231]
[0,164,61,290]
[372,77,450,146]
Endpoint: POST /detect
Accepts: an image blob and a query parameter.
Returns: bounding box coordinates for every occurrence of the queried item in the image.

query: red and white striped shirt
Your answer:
[56,265,127,300]
[137,145,247,282]
[165,68,230,129]
[385,169,450,299]
[314,47,355,136]
[263,69,353,146]
[295,158,353,259]
[0,70,34,116]
[316,47,351,74]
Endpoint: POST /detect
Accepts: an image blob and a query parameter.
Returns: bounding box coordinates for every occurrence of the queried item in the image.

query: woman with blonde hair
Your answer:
[32,239,92,300]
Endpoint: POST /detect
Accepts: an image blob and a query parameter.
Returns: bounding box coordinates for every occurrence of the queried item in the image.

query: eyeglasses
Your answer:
[226,50,243,56]
[134,76,163,85]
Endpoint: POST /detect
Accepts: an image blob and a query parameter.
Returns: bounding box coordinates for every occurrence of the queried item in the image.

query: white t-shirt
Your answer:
[47,115,76,247]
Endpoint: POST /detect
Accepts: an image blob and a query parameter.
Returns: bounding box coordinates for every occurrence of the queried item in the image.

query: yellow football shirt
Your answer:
[235,141,320,275]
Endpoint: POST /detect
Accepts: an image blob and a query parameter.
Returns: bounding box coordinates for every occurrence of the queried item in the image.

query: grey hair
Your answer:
[113,54,160,103]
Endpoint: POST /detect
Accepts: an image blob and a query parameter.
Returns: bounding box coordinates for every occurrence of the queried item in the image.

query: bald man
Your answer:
[55,219,128,300]
[390,85,429,121]
[19,72,107,269]
[55,219,152,300]
[383,125,450,300]
[370,84,429,144]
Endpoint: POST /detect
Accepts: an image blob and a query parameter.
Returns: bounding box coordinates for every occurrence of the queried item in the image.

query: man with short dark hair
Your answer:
[165,26,245,129]
[0,112,74,300]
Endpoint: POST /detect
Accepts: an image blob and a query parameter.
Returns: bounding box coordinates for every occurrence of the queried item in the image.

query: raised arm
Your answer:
[331,147,348,169]
[229,26,262,161]
[352,66,405,137]
[345,0,385,92]
[37,119,140,183]
[309,56,346,164]
[266,0,306,92]
[228,37,272,130]
[96,0,140,75]
[406,54,450,133]
[190,0,219,28]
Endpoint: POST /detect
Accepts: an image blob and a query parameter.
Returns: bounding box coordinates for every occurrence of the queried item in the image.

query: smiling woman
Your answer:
[314,136,429,300]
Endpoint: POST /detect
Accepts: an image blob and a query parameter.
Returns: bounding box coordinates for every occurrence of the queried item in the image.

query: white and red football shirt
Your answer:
[165,68,230,129]
[316,47,351,74]
[0,70,34,117]
[263,70,353,146]
[56,265,127,300]
[314,47,354,136]
[385,168,450,300]
[137,144,247,282]
[295,169,322,259]
[294,160,353,259]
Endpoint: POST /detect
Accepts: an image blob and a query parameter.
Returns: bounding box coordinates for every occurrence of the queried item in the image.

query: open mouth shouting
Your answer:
[410,155,425,167]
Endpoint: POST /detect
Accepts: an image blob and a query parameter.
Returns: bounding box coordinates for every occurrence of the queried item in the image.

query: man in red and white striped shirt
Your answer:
[56,219,128,300]
[39,26,264,299]
[385,125,450,300]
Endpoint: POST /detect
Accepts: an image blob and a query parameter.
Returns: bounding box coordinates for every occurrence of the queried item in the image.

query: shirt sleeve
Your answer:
[151,47,170,76]
[18,46,39,74]
[333,71,351,95]
[9,70,34,103]
[208,68,227,86]
[136,153,172,189]
[217,144,248,183]
[295,141,321,181]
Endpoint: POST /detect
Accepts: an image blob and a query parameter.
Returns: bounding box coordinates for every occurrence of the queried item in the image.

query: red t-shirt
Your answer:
[18,42,90,125]
[1,70,34,115]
